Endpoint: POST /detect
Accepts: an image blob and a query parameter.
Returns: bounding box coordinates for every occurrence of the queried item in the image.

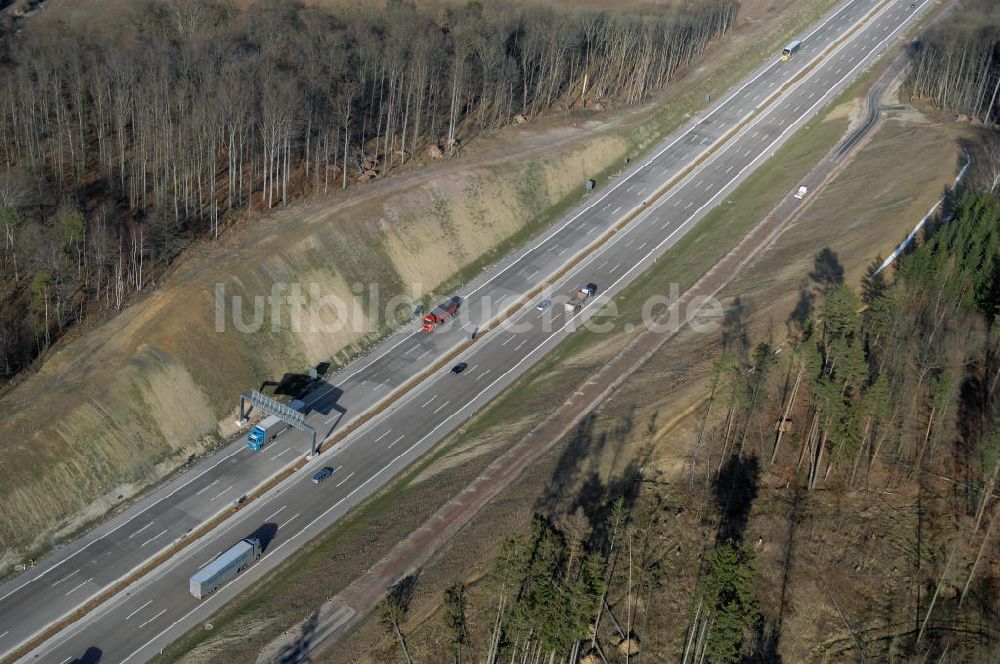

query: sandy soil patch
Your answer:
[0,79,634,567]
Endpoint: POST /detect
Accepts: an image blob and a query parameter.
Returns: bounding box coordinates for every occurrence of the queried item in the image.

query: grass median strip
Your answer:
[10,0,864,660]
[157,34,867,664]
[11,0,872,660]
[316,0,863,465]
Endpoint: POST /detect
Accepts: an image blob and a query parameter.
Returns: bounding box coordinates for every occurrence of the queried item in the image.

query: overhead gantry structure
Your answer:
[239,390,319,456]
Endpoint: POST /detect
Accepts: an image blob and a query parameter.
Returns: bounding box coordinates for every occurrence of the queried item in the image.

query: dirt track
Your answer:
[255,49,906,660]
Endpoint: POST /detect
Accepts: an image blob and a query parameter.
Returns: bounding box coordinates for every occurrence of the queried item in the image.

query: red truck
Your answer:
[422,297,460,331]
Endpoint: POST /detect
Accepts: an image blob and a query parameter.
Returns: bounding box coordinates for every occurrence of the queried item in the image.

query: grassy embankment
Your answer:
[158,2,874,660]
[332,109,967,663]
[0,0,839,576]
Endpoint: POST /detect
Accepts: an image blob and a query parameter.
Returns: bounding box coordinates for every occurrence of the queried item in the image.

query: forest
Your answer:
[0,0,739,386]
[903,0,1000,124]
[373,185,1000,662]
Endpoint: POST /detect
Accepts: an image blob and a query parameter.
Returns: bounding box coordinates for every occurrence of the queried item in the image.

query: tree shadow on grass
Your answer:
[275,610,319,664]
[711,455,784,663]
[572,461,645,553]
[787,287,814,337]
[809,248,844,294]
[386,573,419,612]
[713,454,760,545]
[957,368,987,462]
[535,410,618,518]
[722,296,751,359]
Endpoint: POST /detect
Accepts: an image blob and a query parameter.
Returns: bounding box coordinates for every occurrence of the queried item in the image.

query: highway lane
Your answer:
[0,1,867,653]
[1,0,901,656]
[3,0,930,659]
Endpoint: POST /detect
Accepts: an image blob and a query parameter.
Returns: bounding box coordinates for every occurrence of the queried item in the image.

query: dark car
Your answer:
[312,467,334,484]
[451,362,469,374]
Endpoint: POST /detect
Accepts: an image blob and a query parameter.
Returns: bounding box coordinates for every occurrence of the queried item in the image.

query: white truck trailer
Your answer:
[246,399,306,451]
[189,537,262,599]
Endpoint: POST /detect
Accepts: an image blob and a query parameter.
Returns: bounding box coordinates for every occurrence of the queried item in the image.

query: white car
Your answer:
[794,185,808,199]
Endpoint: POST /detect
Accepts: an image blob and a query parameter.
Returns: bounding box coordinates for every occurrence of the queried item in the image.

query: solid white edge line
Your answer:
[23,0,906,659]
[119,6,927,659]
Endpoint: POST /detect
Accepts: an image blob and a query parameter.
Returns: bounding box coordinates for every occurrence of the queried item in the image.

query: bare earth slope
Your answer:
[0,0,829,568]
[153,18,964,656]
[0,119,628,565]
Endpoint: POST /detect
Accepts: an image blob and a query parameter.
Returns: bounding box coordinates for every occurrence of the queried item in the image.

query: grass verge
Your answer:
[331,0,844,358]
[157,25,864,663]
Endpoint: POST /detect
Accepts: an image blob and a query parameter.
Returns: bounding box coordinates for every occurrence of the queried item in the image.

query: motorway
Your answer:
[1,0,934,660]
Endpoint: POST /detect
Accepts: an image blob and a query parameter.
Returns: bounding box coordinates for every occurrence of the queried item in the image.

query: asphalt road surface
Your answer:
[1,0,933,660]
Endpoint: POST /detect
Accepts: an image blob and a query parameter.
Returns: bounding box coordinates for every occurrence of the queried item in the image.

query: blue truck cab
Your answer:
[247,399,306,451]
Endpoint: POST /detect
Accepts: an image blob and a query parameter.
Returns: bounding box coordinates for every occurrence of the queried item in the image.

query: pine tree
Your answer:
[691,542,762,663]
[443,583,471,663]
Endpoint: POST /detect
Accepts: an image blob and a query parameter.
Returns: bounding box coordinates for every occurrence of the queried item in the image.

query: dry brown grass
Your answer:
[314,109,967,664]
[0,0,821,567]
[0,95,631,568]
[163,0,853,652]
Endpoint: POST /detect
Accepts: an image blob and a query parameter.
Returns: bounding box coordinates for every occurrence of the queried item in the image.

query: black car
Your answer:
[312,467,334,484]
[451,362,469,374]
